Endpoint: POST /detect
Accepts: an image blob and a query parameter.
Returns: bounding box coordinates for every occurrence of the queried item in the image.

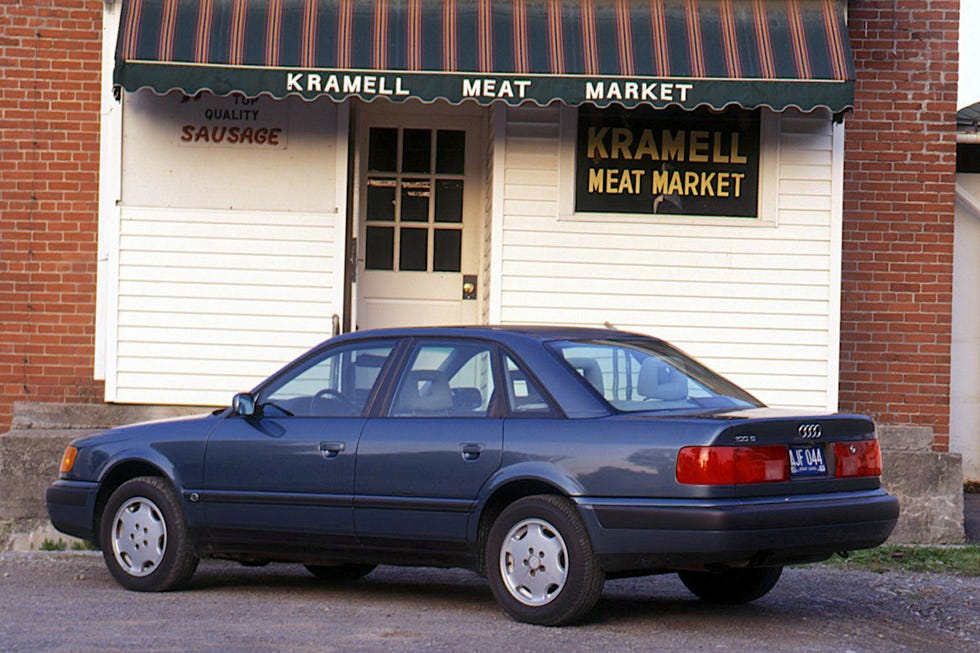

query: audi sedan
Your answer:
[46,326,898,625]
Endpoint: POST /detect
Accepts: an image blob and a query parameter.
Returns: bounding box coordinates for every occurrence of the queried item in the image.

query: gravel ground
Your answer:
[0,552,977,652]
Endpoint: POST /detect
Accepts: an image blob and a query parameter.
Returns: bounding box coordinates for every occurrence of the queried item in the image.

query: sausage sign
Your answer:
[177,95,287,150]
[575,107,760,218]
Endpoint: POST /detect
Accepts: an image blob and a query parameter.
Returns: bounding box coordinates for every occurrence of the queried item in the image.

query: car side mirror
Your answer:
[232,393,256,417]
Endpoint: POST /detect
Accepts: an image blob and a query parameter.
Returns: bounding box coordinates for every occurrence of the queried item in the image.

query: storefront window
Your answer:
[575,107,761,218]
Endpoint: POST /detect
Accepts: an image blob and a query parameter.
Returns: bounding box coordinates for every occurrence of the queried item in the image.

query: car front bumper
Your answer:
[45,480,101,542]
[577,489,900,572]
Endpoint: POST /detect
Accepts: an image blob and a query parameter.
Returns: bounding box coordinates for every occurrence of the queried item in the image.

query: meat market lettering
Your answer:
[587,169,745,198]
[462,78,532,99]
[586,128,748,164]
[585,81,693,103]
[286,72,410,96]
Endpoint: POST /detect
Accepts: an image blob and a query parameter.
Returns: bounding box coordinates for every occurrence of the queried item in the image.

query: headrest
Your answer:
[637,359,688,401]
[399,370,453,413]
[566,357,604,395]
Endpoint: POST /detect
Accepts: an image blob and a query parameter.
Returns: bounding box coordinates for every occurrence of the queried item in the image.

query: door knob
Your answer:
[462,274,477,300]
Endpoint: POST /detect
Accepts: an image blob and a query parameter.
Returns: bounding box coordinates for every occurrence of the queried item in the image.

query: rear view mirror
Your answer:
[232,393,256,417]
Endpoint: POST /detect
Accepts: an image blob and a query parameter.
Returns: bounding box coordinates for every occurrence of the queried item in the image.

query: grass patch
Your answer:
[70,539,100,552]
[823,544,980,576]
[38,538,67,552]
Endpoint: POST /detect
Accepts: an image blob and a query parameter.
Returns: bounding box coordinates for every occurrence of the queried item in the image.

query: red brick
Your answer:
[0,0,104,433]
[840,0,958,451]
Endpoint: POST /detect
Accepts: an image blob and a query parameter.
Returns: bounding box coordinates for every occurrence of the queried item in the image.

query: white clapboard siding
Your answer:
[496,108,839,410]
[109,206,340,405]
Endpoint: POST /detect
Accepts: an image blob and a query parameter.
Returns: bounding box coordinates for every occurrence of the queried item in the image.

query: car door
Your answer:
[354,338,503,552]
[201,339,397,553]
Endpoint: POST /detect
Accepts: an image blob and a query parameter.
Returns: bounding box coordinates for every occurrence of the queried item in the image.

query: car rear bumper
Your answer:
[45,480,100,542]
[577,489,900,572]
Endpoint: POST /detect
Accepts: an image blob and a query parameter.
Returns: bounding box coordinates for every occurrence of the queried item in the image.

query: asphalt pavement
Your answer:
[1,551,978,653]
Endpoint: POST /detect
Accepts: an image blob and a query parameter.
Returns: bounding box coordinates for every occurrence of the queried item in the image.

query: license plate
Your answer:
[789,445,827,477]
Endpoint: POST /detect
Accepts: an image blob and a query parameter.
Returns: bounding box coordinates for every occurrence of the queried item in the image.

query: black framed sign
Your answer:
[575,106,761,218]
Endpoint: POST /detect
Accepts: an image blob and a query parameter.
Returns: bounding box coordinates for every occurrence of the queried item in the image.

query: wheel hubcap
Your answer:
[499,518,568,606]
[110,496,167,577]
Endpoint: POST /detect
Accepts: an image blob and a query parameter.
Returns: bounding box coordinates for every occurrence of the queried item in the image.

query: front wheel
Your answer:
[485,495,605,626]
[100,476,199,591]
[678,566,783,604]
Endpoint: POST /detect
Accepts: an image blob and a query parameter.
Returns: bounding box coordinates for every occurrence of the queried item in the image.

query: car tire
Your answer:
[100,476,199,592]
[303,563,376,581]
[678,566,783,604]
[485,495,605,626]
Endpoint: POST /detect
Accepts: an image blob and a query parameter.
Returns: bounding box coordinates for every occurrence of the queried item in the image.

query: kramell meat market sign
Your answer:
[575,107,761,217]
[280,70,698,106]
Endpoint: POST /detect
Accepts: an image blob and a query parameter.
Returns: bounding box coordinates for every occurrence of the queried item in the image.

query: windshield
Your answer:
[547,338,763,413]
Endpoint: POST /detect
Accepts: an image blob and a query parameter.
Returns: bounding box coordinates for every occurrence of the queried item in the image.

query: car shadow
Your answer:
[185,563,810,627]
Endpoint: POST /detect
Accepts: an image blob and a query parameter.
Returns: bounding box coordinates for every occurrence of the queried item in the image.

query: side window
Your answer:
[390,341,495,417]
[502,354,556,416]
[556,342,696,411]
[261,341,395,417]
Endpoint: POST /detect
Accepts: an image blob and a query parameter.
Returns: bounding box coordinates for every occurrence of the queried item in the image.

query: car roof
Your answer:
[330,325,657,343]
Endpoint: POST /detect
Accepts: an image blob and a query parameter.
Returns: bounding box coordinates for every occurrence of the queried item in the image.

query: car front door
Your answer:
[354,339,503,554]
[201,340,397,555]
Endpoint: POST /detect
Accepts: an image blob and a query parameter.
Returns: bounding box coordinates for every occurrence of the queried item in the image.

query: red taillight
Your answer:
[835,440,882,478]
[676,446,789,485]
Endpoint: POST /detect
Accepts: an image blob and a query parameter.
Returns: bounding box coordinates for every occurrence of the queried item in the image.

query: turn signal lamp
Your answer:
[59,446,77,476]
[834,440,882,478]
[676,446,789,485]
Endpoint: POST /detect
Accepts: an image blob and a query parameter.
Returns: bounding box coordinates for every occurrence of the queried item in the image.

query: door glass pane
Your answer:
[399,227,428,271]
[436,130,465,174]
[434,179,463,223]
[366,178,396,221]
[401,179,430,222]
[262,342,395,417]
[390,341,495,417]
[433,229,461,272]
[402,129,431,173]
[366,226,394,270]
[368,128,397,172]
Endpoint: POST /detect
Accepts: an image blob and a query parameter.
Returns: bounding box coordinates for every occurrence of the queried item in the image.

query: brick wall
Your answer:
[841,0,959,451]
[0,0,104,433]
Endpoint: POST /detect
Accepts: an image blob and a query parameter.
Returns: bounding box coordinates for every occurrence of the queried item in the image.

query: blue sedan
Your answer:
[46,326,898,625]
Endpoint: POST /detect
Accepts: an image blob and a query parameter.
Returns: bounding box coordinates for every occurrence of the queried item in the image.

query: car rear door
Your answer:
[354,338,503,552]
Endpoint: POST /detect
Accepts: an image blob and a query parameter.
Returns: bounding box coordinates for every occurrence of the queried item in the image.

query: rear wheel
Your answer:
[100,476,199,591]
[678,566,783,604]
[485,495,604,626]
[303,563,376,581]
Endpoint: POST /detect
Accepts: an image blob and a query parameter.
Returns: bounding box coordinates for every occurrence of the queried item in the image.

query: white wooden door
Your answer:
[354,105,485,330]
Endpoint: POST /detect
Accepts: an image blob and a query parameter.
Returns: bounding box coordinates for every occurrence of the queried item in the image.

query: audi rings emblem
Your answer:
[798,423,823,439]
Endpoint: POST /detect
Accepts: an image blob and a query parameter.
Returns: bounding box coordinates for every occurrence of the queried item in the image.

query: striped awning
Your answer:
[115,0,855,112]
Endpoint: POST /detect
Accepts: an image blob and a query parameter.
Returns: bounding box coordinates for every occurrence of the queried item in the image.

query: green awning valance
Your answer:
[115,0,855,112]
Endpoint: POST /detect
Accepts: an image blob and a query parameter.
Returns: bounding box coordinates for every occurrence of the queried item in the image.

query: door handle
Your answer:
[319,441,346,459]
[459,443,484,461]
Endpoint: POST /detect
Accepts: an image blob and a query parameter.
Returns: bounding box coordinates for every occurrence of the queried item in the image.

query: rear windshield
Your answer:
[546,338,763,413]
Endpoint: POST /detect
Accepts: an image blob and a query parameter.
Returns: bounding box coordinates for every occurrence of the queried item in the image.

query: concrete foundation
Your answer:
[0,402,214,551]
[878,425,965,544]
